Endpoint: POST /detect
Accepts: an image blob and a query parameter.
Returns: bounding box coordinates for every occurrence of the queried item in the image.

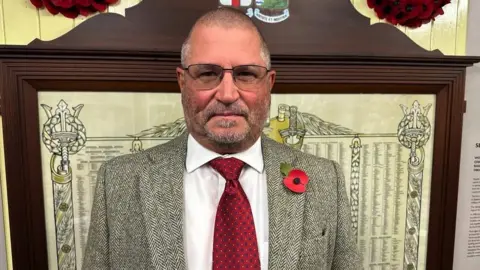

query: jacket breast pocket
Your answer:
[299,228,329,270]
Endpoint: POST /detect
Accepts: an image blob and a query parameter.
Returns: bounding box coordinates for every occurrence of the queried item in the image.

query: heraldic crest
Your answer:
[219,0,290,23]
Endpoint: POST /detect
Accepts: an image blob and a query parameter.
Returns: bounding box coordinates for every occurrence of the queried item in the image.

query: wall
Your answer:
[0,0,472,270]
[350,0,469,55]
[0,0,470,55]
[453,0,480,268]
[0,0,141,44]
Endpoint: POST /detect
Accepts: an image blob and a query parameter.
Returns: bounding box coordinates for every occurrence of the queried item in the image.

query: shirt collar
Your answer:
[185,134,264,173]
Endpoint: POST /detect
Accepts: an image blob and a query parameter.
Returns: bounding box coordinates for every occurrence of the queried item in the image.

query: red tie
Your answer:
[209,157,261,269]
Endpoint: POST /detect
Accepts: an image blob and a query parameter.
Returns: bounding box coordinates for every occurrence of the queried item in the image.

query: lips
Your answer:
[219,111,237,116]
[210,112,245,118]
[212,115,242,119]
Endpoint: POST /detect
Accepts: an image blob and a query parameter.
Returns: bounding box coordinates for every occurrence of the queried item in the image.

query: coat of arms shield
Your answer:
[219,0,252,7]
[219,0,290,23]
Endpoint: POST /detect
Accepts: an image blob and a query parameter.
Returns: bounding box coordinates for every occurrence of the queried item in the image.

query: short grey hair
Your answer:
[180,7,271,69]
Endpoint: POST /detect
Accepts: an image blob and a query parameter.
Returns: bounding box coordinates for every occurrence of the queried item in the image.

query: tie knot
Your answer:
[209,157,245,182]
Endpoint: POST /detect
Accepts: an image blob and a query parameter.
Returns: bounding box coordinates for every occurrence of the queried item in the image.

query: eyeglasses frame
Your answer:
[181,63,273,90]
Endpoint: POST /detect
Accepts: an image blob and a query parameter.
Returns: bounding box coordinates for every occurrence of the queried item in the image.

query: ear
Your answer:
[268,70,276,92]
[176,67,186,92]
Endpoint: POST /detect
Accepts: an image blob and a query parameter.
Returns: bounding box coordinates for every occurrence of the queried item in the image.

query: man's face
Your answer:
[177,25,275,148]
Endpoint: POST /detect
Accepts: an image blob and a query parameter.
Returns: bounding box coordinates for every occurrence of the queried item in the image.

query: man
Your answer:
[83,6,361,270]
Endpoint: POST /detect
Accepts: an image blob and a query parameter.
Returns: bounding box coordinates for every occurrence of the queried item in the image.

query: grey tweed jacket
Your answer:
[82,132,361,270]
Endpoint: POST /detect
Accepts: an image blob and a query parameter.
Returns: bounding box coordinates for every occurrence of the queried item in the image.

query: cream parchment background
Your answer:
[37,91,435,270]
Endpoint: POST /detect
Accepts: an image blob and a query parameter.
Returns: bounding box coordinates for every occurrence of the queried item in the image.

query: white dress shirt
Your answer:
[183,134,269,270]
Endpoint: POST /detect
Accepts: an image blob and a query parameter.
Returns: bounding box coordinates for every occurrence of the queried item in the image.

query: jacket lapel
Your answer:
[262,136,307,269]
[140,133,188,270]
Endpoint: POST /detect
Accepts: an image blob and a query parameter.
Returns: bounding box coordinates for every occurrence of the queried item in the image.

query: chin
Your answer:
[204,118,251,139]
[206,128,249,144]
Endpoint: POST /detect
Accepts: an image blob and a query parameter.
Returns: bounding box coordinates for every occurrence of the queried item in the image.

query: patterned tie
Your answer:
[209,157,261,269]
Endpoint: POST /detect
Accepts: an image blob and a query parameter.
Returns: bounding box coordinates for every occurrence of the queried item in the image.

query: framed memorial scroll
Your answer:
[35,90,436,270]
[0,1,479,270]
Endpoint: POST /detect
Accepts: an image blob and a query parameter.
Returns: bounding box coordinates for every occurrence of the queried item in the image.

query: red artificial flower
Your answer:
[30,0,118,19]
[399,0,426,24]
[30,0,43,8]
[367,0,449,28]
[401,18,421,28]
[431,0,451,19]
[411,19,431,28]
[283,169,309,193]
[418,0,435,19]
[369,0,391,19]
[383,0,412,25]
[367,0,383,9]
[433,0,451,9]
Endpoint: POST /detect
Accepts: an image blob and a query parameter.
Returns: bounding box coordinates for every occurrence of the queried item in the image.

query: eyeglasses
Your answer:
[182,64,270,90]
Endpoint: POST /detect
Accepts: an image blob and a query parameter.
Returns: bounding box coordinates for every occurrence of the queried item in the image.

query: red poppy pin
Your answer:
[280,162,309,193]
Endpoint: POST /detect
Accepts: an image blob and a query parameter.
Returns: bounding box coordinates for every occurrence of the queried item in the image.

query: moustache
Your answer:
[204,104,249,120]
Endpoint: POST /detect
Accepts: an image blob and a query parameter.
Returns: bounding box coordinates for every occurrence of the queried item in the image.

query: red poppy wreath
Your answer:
[367,0,451,28]
[30,0,119,19]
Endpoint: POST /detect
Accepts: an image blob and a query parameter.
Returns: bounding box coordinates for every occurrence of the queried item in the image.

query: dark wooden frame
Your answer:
[1,0,480,269]
[0,48,477,270]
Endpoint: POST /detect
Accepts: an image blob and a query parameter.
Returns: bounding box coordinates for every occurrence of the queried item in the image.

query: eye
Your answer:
[237,73,257,83]
[235,68,260,82]
[188,64,222,80]
[198,71,218,77]
[237,71,257,77]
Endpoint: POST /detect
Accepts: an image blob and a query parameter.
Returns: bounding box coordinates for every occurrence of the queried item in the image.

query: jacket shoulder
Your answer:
[101,134,186,170]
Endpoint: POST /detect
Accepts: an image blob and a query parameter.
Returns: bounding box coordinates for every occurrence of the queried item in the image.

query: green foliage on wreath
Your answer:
[261,0,288,9]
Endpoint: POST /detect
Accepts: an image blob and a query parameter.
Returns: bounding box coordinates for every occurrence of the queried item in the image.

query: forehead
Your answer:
[187,25,264,67]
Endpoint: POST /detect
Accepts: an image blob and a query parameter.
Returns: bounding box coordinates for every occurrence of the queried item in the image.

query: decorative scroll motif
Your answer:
[129,137,144,153]
[397,100,432,270]
[279,106,307,150]
[41,100,87,270]
[350,136,362,239]
[219,0,290,23]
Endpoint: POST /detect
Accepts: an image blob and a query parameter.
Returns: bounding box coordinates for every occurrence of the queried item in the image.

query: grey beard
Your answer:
[205,119,250,145]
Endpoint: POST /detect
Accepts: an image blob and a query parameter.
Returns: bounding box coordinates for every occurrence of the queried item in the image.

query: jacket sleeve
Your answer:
[82,163,110,270]
[331,161,362,269]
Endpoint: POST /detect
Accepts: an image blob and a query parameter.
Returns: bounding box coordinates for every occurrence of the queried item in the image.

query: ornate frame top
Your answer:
[21,0,449,57]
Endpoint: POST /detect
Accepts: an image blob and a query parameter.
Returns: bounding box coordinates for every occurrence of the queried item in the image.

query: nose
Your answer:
[214,72,240,104]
